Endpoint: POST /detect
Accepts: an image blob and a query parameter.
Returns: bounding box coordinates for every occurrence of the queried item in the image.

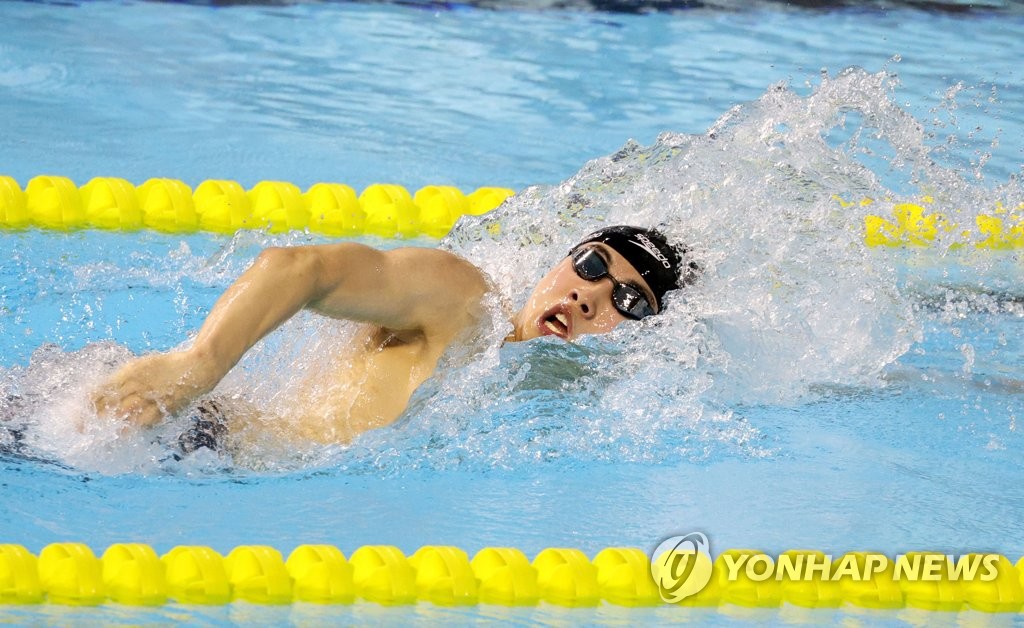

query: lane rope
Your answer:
[1,543,1023,611]
[3,176,1023,249]
[0,175,514,239]
[843,195,1024,250]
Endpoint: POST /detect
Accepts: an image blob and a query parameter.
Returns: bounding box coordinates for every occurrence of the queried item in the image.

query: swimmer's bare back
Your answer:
[91,243,490,442]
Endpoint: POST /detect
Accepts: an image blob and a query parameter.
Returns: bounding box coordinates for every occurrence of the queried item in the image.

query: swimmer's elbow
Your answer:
[255,246,309,271]
[255,246,325,296]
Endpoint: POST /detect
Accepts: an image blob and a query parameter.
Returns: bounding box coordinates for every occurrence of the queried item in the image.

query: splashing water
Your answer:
[3,68,1022,476]
[446,68,929,400]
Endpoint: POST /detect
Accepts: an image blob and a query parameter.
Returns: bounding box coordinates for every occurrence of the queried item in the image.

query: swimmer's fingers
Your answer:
[90,363,135,411]
[113,393,166,428]
[91,359,157,417]
[90,352,203,428]
[89,384,121,419]
[90,380,137,418]
[90,385,165,428]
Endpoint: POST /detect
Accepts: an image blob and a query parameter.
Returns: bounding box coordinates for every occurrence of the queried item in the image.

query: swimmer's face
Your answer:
[511,243,658,342]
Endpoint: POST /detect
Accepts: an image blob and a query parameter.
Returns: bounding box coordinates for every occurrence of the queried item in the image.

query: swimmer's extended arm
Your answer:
[93,243,487,426]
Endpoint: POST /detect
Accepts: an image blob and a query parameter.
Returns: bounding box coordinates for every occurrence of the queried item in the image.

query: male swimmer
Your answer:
[91,226,694,452]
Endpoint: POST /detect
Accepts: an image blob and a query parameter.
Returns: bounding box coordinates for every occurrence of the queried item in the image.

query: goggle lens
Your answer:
[571,248,656,320]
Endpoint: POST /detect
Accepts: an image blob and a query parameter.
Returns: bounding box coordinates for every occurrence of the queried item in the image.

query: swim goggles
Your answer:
[571,246,657,320]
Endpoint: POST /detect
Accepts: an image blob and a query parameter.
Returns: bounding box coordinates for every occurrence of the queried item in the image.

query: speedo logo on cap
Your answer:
[630,234,672,269]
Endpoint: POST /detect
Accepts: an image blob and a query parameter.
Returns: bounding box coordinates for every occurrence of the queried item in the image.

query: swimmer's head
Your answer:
[511,225,696,342]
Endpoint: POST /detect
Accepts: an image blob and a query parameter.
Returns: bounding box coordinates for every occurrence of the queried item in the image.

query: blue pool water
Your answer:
[2,0,1024,623]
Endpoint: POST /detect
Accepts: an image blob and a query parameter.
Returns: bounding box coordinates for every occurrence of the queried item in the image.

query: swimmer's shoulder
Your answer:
[382,247,492,333]
[302,243,489,337]
[387,246,491,300]
[312,242,489,299]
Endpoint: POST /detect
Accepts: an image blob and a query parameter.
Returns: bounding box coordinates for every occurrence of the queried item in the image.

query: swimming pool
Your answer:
[2,0,1024,622]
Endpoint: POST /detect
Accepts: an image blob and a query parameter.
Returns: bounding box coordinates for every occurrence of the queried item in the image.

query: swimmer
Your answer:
[90,226,694,451]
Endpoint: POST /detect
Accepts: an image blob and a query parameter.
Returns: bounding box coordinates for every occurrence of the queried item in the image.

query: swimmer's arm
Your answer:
[94,244,341,425]
[93,243,486,426]
[306,243,490,332]
[191,242,487,379]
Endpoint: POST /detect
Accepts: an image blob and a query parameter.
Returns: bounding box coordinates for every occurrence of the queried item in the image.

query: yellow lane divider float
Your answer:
[2,543,1024,611]
[0,175,515,238]
[841,195,1024,250]
[3,176,1023,249]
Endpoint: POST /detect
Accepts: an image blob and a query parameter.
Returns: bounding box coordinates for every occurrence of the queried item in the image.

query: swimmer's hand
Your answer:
[91,350,219,428]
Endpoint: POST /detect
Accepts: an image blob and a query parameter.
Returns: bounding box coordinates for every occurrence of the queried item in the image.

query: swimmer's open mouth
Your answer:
[539,305,572,340]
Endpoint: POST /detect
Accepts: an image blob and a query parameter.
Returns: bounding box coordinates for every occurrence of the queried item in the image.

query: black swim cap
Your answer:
[573,225,693,312]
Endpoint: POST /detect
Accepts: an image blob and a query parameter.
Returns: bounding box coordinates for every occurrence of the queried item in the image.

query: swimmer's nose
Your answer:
[570,285,600,320]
